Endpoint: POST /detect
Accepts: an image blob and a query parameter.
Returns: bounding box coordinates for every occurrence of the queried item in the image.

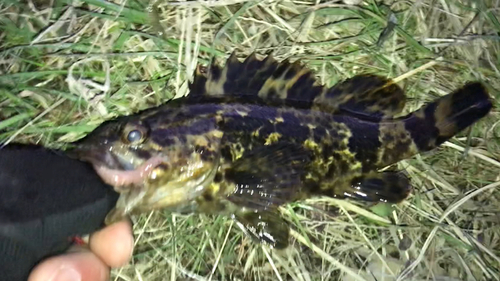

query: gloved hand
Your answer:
[28,220,133,281]
[0,144,133,281]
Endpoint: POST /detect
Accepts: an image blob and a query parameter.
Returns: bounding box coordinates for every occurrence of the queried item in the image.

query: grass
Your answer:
[1,0,499,280]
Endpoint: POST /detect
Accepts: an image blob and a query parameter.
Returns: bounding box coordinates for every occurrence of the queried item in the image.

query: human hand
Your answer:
[0,144,128,281]
[28,220,134,281]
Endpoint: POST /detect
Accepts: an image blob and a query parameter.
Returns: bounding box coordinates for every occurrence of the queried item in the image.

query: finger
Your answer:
[28,251,109,281]
[89,219,134,268]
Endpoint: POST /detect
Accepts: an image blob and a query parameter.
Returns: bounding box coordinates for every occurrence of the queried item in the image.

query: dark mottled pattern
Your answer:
[201,54,280,98]
[435,82,493,144]
[404,103,438,151]
[272,61,288,78]
[316,74,406,119]
[345,120,381,172]
[189,53,325,110]
[132,148,152,160]
[189,69,207,96]
[143,103,222,126]
[404,82,492,153]
[312,126,327,143]
[150,118,216,147]
[280,111,301,124]
[221,115,266,133]
[226,142,310,209]
[71,117,126,148]
[347,172,412,203]
[209,62,222,81]
[378,125,414,167]
[71,53,493,249]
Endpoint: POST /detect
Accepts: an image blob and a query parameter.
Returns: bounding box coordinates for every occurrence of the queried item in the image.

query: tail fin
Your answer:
[405,82,493,152]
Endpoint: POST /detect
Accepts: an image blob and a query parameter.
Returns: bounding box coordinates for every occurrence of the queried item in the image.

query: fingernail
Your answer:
[50,266,81,281]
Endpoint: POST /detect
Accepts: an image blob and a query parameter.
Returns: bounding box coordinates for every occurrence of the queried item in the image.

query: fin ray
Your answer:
[224,142,310,210]
[330,171,412,203]
[313,74,407,118]
[233,210,289,249]
[188,54,408,118]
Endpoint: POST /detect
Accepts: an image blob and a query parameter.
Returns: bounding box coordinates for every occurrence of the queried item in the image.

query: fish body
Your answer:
[69,53,493,248]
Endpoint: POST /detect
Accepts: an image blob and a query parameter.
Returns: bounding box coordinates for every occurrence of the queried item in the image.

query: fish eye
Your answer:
[122,123,148,145]
[127,130,142,143]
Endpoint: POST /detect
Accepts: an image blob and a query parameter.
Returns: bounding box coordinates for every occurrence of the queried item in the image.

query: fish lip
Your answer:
[66,145,124,170]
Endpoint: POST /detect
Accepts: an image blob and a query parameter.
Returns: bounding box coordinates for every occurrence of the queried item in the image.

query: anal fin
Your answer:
[335,171,412,203]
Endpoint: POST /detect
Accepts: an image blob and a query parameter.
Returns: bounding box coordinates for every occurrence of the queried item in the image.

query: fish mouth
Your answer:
[66,145,164,189]
[93,156,165,189]
[66,144,124,170]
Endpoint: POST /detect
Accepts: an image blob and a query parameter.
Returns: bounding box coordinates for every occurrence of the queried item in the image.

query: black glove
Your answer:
[0,144,118,281]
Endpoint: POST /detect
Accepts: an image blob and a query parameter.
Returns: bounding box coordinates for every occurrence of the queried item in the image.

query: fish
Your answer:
[68,53,493,249]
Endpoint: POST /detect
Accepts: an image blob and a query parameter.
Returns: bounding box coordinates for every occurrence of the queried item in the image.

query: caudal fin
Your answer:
[405,82,493,152]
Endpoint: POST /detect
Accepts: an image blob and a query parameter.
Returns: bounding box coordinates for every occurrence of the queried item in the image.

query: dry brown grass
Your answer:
[1,0,499,280]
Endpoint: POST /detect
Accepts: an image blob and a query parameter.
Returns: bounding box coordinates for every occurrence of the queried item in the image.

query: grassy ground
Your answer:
[1,0,500,280]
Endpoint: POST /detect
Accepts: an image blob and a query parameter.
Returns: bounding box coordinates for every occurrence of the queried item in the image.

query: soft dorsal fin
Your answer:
[313,74,407,118]
[188,53,406,118]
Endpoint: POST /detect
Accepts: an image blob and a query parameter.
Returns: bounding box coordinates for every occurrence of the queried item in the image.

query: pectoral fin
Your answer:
[224,142,310,210]
[334,171,412,203]
[233,210,290,249]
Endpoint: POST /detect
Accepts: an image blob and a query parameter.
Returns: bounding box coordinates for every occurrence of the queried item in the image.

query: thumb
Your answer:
[28,250,109,281]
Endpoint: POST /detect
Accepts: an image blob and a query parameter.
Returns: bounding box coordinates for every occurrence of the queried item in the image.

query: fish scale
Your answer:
[69,52,493,248]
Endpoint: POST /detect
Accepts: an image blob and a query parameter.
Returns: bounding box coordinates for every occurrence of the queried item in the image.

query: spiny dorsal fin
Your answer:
[188,53,406,118]
[188,51,321,105]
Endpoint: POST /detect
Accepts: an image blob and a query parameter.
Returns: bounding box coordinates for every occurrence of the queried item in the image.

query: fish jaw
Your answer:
[94,156,165,188]
[66,144,121,170]
[67,142,158,189]
[102,152,220,224]
[68,132,222,221]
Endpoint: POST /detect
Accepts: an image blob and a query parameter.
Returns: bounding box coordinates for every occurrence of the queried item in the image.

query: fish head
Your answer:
[68,110,223,220]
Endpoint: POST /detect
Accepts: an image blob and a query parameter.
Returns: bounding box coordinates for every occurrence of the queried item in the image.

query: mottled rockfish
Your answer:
[69,53,493,248]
